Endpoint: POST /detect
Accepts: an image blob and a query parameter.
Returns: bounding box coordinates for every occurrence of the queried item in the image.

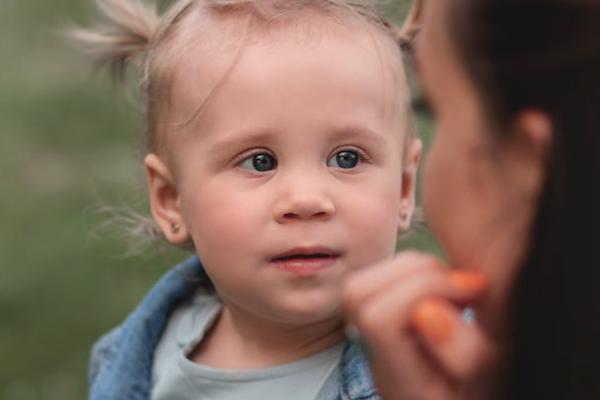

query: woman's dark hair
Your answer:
[447,0,600,398]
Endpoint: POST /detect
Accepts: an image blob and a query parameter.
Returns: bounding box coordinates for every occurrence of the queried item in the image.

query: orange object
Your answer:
[448,270,488,293]
[411,299,455,344]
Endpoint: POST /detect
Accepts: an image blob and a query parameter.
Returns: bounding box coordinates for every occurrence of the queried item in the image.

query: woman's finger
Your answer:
[411,299,496,381]
[344,261,490,399]
[349,268,485,343]
[344,251,447,316]
[350,276,442,396]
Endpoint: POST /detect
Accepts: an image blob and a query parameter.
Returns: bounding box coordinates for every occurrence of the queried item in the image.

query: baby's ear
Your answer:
[398,138,422,231]
[144,154,190,244]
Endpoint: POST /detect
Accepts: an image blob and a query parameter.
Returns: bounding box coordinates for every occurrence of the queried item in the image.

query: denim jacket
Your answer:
[88,256,379,400]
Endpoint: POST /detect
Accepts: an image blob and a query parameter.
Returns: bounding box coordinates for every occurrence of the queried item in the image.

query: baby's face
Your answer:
[165,29,417,325]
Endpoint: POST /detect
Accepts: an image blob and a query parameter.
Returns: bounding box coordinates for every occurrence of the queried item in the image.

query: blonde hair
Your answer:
[74,0,420,150]
[397,0,423,50]
[74,0,422,246]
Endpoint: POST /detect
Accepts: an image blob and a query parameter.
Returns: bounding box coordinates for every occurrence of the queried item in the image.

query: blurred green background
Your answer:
[1,1,434,399]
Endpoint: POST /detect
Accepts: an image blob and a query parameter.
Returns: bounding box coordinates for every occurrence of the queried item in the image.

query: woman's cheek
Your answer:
[423,140,452,239]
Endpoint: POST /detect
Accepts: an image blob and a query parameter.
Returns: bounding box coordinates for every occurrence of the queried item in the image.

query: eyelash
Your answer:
[328,147,370,168]
[236,149,277,173]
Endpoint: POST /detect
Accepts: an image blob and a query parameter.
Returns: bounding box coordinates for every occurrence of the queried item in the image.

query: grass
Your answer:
[0,1,436,398]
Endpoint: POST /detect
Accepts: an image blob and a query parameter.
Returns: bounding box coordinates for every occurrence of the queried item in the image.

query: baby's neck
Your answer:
[189,303,346,369]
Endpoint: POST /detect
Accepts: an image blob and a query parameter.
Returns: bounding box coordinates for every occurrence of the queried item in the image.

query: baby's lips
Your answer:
[448,270,488,293]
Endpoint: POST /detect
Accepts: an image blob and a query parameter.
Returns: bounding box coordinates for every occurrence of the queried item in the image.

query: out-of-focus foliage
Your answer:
[0,1,430,399]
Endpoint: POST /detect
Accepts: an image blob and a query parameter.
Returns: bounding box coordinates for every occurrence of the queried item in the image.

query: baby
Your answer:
[78,1,421,399]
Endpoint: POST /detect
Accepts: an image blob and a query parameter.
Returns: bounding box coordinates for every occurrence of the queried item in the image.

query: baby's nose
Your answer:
[273,186,335,223]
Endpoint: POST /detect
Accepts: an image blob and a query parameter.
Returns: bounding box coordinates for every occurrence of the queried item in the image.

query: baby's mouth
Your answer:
[270,247,341,276]
[272,253,337,262]
[270,246,340,262]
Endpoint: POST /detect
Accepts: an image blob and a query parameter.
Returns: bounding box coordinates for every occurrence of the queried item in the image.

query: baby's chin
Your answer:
[254,293,345,326]
[267,307,344,327]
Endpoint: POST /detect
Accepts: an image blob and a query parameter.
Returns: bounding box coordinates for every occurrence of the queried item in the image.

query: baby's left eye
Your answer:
[327,150,361,169]
[239,152,277,172]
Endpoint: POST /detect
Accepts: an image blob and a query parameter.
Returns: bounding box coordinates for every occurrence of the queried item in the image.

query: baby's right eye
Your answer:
[239,152,277,172]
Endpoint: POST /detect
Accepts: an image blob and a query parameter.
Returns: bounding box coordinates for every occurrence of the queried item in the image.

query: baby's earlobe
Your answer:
[164,219,191,245]
[170,222,181,235]
[397,208,412,232]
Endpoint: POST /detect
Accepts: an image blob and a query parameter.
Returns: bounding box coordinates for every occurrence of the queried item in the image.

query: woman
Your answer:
[344,0,600,398]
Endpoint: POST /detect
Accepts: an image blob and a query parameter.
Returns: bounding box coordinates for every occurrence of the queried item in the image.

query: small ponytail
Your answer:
[397,0,423,51]
[71,0,160,82]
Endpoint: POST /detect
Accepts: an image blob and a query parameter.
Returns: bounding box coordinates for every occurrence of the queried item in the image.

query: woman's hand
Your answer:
[343,251,497,400]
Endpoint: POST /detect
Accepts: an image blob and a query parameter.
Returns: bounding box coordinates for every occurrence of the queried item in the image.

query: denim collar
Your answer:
[89,256,377,400]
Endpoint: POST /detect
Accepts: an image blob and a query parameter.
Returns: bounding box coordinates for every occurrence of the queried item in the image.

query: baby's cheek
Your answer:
[344,195,400,266]
[181,188,251,251]
[199,200,256,241]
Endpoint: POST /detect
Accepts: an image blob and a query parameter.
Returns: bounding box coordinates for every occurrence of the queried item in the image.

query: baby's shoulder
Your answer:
[89,325,123,386]
[153,288,221,372]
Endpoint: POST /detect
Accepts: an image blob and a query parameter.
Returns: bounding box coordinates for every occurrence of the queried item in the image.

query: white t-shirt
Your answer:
[151,289,345,400]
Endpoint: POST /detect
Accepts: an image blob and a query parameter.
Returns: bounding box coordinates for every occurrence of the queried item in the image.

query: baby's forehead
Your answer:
[164,4,405,79]
[154,4,410,145]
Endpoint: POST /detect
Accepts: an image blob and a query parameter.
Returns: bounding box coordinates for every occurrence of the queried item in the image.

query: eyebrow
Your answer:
[328,125,389,147]
[210,129,277,159]
[209,124,389,160]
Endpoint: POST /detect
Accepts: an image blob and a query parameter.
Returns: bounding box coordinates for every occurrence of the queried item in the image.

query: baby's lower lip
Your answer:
[271,255,338,276]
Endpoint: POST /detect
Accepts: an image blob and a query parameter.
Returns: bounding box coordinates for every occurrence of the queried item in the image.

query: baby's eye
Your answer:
[327,150,360,169]
[239,152,277,172]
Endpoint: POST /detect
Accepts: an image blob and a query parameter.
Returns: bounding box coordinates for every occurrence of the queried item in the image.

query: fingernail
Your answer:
[448,270,488,292]
[411,299,455,344]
